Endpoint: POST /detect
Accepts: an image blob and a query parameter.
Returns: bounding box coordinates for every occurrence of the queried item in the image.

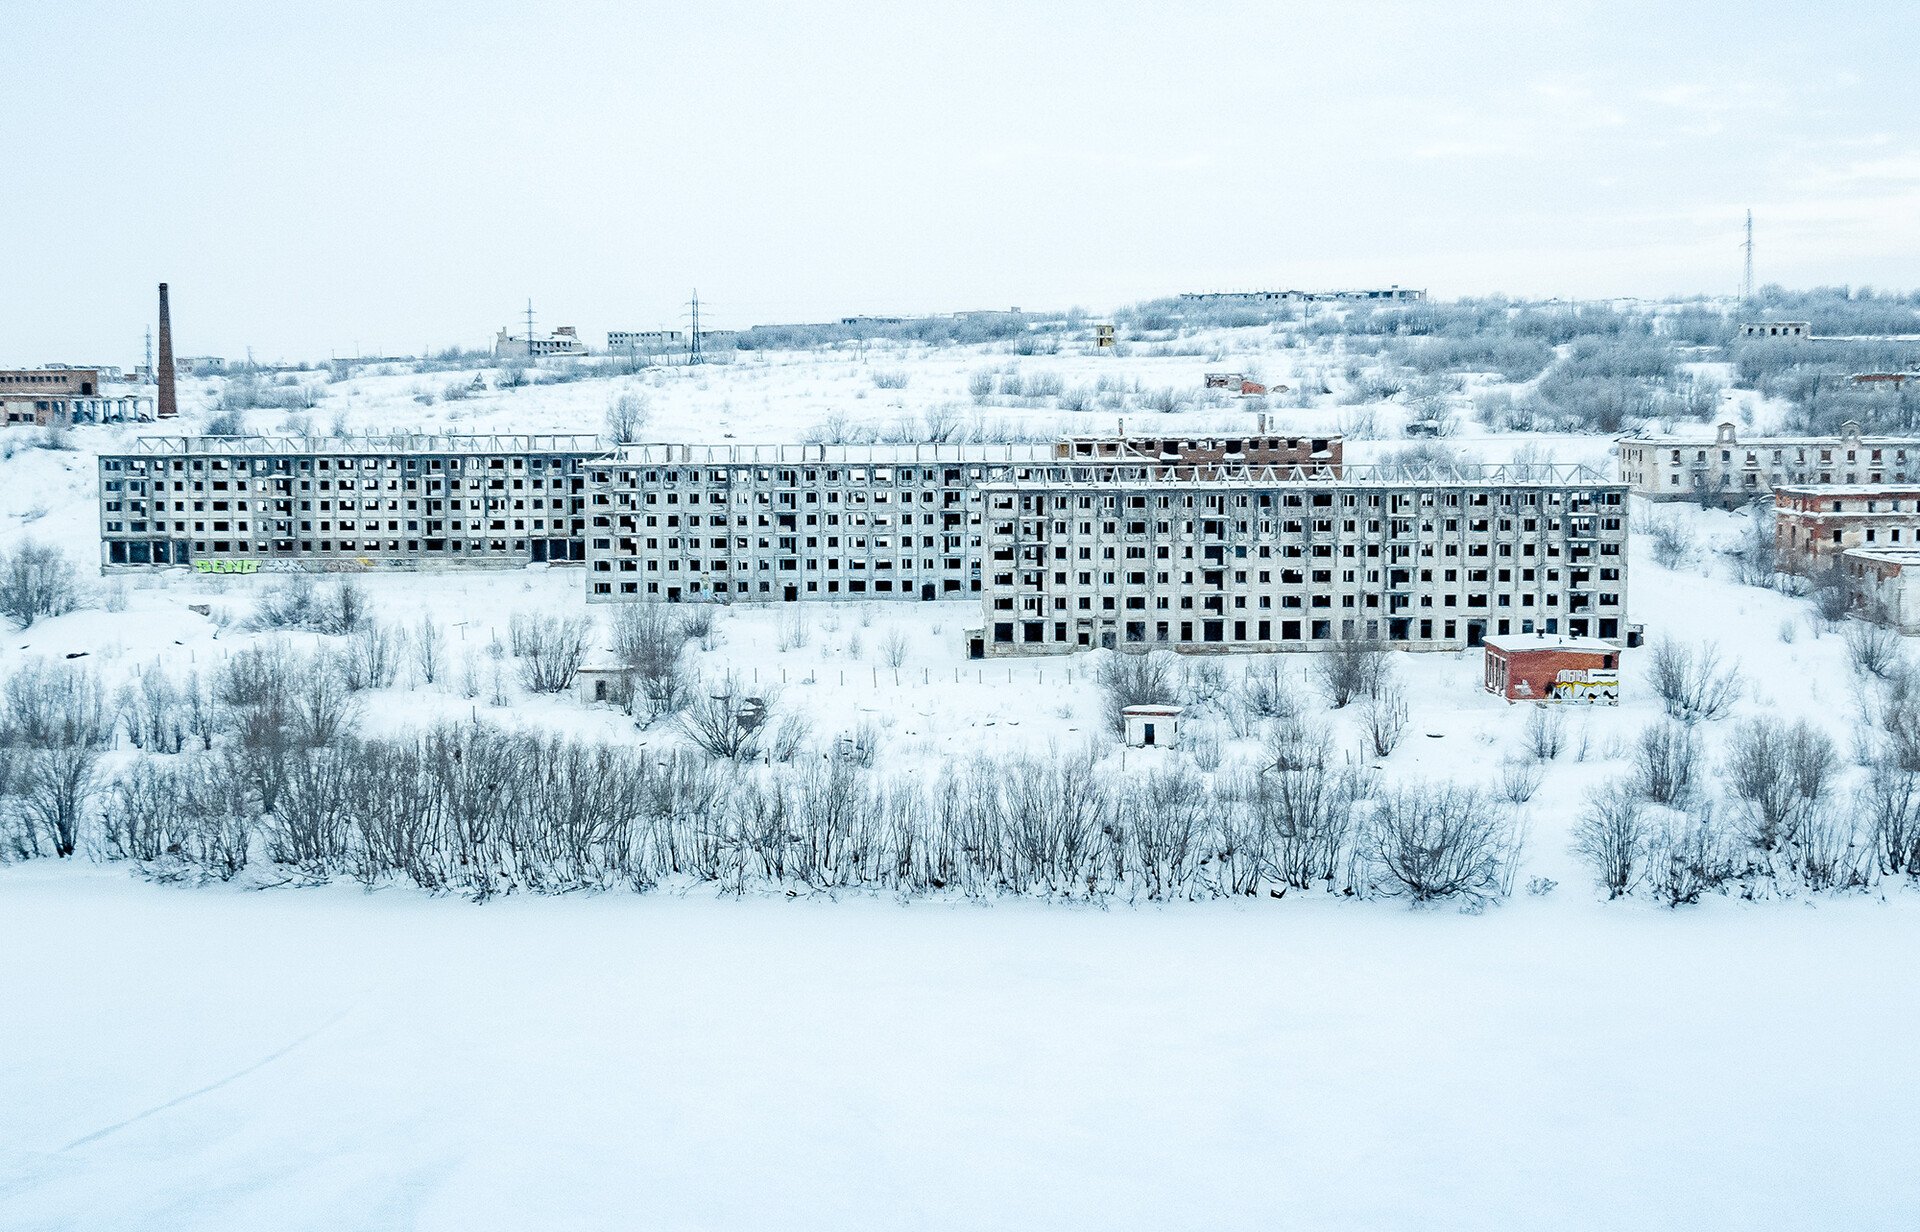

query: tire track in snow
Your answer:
[60,1004,357,1152]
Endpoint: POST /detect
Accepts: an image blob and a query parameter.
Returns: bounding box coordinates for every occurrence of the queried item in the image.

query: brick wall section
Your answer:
[1774,484,1920,571]
[1484,645,1617,701]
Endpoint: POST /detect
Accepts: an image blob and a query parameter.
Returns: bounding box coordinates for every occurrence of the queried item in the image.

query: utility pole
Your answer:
[687,288,705,365]
[1741,209,1754,303]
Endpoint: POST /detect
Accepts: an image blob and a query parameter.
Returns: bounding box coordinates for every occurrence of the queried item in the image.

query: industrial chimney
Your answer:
[156,283,177,419]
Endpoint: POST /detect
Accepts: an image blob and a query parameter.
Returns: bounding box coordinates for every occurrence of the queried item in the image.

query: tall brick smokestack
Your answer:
[156,283,177,419]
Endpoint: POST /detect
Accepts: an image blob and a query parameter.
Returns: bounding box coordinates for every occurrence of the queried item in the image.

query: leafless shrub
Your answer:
[1499,757,1544,804]
[510,611,592,693]
[1311,640,1389,709]
[340,619,401,691]
[775,606,812,652]
[1237,659,1299,723]
[1643,510,1693,570]
[604,391,651,443]
[15,745,101,857]
[1249,718,1358,890]
[316,577,369,635]
[1523,704,1566,761]
[608,602,690,722]
[1366,782,1523,905]
[0,540,84,629]
[1648,638,1742,723]
[412,614,444,685]
[678,605,717,648]
[1632,720,1699,806]
[881,627,909,669]
[770,712,812,763]
[1845,622,1904,681]
[248,574,318,630]
[1731,506,1777,587]
[677,676,770,760]
[1572,784,1649,899]
[3,659,113,749]
[1788,805,1874,892]
[1096,650,1178,735]
[1862,760,1920,877]
[1645,803,1737,907]
[1361,677,1409,758]
[1724,717,1838,852]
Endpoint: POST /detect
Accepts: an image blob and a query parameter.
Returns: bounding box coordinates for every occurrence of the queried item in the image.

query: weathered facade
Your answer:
[580,443,1062,603]
[1482,635,1620,703]
[976,462,1627,655]
[1617,420,1920,507]
[1774,483,1920,573]
[1842,547,1920,634]
[2,369,153,426]
[98,434,601,571]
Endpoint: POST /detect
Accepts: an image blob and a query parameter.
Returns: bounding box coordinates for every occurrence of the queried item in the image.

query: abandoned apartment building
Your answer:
[97,434,601,569]
[976,462,1628,656]
[1617,420,1920,508]
[2,368,153,427]
[577,433,1350,605]
[1773,482,1920,574]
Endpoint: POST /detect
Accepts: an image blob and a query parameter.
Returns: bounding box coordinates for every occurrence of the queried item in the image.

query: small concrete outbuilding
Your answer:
[1122,704,1182,748]
[1483,635,1619,705]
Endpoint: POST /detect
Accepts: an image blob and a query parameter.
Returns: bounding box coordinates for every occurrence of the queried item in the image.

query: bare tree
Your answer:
[1096,650,1178,734]
[608,602,688,723]
[340,619,401,691]
[1311,640,1389,709]
[1724,717,1837,852]
[1861,759,1920,877]
[1845,622,1904,681]
[1499,757,1544,804]
[18,745,101,857]
[676,676,770,760]
[316,576,369,635]
[510,611,592,693]
[0,540,83,629]
[881,627,909,669]
[1366,782,1523,904]
[1648,639,1742,723]
[1361,677,1409,758]
[604,391,651,443]
[1632,720,1699,806]
[1645,803,1736,906]
[1572,784,1649,899]
[1729,504,1777,588]
[1643,510,1693,570]
[412,614,445,685]
[1523,704,1566,760]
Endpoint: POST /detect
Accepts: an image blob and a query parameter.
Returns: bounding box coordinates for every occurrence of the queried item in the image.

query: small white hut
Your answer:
[1122,704,1181,749]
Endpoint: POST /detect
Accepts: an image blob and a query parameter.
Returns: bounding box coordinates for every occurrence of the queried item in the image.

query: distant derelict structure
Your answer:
[1178,287,1426,305]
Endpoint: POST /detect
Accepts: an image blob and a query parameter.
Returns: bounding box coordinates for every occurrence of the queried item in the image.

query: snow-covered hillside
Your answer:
[4,325,1918,1230]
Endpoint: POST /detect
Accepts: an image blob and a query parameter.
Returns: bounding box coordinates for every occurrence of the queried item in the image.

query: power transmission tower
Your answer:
[687,288,705,365]
[524,298,537,357]
[1741,209,1754,303]
[144,327,152,382]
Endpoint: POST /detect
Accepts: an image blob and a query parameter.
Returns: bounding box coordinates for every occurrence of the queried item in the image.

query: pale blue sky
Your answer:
[4,1,1916,363]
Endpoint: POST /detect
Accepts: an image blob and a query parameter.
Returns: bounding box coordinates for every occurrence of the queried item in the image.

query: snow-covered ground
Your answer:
[2,327,1914,1229]
[3,865,1918,1230]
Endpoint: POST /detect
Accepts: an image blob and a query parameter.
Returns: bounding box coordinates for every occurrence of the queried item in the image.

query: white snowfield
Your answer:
[2,334,1917,1229]
[2,868,1918,1230]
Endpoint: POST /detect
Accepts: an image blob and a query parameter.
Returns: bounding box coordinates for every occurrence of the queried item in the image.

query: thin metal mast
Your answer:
[687,289,705,365]
[1742,210,1754,302]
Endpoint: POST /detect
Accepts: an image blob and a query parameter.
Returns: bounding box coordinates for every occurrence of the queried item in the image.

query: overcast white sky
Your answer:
[5,1,1916,364]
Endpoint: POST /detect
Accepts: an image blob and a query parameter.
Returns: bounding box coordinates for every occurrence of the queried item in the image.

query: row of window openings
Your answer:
[991,616,1612,645]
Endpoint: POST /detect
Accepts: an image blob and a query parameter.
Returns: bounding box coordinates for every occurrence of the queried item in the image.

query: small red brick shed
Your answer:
[1483,634,1620,705]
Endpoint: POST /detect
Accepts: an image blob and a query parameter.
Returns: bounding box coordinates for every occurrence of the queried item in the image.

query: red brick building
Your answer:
[1483,634,1619,704]
[1774,483,1920,573]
